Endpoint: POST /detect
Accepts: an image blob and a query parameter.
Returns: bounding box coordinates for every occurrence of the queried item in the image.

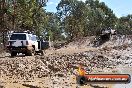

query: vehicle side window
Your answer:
[31,36,37,41]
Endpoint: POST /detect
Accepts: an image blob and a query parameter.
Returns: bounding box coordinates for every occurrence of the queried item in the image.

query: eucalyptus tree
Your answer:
[85,0,117,35]
[0,0,48,46]
[57,0,89,40]
[45,12,63,41]
[116,14,132,34]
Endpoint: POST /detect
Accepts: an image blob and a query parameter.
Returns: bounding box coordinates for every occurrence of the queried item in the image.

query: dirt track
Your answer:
[0,50,114,88]
[0,36,132,88]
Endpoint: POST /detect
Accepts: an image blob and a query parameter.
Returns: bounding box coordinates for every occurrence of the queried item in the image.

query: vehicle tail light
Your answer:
[21,41,24,46]
[26,41,29,45]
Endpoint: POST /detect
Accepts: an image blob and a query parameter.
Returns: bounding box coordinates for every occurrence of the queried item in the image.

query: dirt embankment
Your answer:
[0,51,116,88]
[0,35,132,88]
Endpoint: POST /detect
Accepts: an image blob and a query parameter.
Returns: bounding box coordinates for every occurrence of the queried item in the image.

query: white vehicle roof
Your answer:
[8,32,37,40]
[12,32,32,34]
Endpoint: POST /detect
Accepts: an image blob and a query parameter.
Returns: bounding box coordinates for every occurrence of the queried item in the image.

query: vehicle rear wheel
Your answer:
[11,52,17,57]
[25,50,32,56]
[25,49,35,56]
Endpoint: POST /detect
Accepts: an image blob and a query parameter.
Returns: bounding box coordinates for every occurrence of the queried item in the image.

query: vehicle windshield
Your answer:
[10,34,26,40]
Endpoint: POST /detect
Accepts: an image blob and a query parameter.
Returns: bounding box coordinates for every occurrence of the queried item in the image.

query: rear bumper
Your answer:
[6,46,31,53]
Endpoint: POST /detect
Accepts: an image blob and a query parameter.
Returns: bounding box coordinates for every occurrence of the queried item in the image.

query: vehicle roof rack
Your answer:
[13,30,32,34]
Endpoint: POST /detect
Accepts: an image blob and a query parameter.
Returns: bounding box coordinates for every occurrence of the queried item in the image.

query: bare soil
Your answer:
[0,36,132,88]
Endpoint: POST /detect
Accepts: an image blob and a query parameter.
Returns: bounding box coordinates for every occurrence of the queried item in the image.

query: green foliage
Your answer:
[116,15,132,34]
[15,0,48,35]
[57,0,117,41]
[45,12,63,41]
[0,0,132,42]
[57,0,88,40]
[0,0,48,36]
[85,0,117,35]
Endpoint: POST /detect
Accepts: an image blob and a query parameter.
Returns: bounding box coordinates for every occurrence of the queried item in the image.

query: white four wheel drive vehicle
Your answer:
[6,31,40,56]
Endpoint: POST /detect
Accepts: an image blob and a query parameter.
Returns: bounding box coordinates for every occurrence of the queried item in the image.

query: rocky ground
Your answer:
[0,35,132,88]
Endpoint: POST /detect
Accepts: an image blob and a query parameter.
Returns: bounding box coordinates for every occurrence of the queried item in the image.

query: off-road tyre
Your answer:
[11,52,17,57]
[25,50,34,56]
